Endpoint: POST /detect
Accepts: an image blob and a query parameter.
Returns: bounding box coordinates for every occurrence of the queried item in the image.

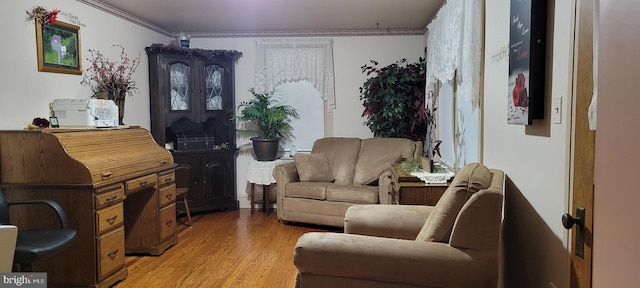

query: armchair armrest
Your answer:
[344,204,433,240]
[294,232,497,287]
[8,199,71,228]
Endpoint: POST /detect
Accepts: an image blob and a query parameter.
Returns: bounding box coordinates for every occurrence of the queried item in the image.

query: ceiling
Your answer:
[84,0,444,37]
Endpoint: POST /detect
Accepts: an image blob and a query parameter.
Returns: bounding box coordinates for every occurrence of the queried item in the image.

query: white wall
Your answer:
[484,0,573,287]
[1,0,169,130]
[331,36,425,137]
[190,35,424,207]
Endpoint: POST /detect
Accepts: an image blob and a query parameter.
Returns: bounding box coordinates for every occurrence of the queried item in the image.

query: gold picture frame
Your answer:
[35,21,82,75]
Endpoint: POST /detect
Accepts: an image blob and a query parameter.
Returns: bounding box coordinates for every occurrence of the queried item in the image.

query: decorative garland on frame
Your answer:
[145,44,243,62]
[26,6,60,26]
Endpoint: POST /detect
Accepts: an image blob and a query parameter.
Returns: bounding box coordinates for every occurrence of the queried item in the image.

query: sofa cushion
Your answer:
[326,185,378,204]
[294,153,335,182]
[354,138,420,185]
[311,138,361,185]
[415,163,492,243]
[282,197,355,218]
[285,182,333,200]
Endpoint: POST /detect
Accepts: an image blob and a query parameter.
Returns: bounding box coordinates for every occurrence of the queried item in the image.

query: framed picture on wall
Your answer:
[508,0,547,125]
[35,21,82,75]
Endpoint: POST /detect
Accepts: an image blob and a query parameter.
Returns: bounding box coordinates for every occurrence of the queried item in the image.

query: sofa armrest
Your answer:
[344,204,433,240]
[294,232,497,287]
[377,169,395,204]
[273,161,299,183]
[273,162,300,219]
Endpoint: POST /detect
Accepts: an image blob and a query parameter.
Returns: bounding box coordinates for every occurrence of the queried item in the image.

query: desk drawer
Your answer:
[126,174,157,194]
[158,172,175,186]
[159,185,176,206]
[96,203,124,234]
[97,226,125,281]
[160,204,177,241]
[95,188,125,209]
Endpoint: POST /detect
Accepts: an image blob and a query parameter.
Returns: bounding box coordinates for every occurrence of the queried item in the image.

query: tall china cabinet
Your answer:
[146,44,242,213]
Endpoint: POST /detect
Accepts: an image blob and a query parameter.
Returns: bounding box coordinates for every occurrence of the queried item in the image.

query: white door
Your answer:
[590,0,640,286]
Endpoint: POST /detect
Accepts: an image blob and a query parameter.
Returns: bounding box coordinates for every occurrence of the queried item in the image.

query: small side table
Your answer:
[390,163,450,205]
[247,159,283,214]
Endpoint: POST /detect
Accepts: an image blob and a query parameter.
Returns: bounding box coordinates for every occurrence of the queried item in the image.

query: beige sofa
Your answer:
[293,163,505,287]
[272,137,422,227]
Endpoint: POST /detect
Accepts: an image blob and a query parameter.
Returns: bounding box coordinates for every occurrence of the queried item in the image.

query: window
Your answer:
[425,0,483,169]
[274,80,325,152]
[254,38,336,154]
[435,80,480,169]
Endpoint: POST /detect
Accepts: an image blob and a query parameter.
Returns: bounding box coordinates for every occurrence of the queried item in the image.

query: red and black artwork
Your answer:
[512,72,528,107]
[508,0,547,125]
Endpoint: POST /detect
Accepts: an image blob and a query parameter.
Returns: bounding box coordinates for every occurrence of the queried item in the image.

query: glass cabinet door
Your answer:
[205,65,224,110]
[170,63,190,111]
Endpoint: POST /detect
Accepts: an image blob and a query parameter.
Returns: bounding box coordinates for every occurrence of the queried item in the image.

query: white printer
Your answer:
[51,99,119,127]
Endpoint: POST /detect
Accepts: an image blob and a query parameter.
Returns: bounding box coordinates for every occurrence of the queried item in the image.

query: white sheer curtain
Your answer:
[255,38,336,109]
[426,0,484,107]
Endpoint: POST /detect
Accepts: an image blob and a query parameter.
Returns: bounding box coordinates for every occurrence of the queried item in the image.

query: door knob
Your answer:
[562,213,582,229]
[562,207,586,258]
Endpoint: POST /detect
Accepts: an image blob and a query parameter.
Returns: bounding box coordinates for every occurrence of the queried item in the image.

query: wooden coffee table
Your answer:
[390,163,450,205]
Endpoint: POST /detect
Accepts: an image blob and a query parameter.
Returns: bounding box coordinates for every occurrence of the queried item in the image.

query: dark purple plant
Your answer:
[359,58,428,144]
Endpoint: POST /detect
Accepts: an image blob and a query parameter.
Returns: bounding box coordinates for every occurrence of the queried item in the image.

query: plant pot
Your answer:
[252,138,279,161]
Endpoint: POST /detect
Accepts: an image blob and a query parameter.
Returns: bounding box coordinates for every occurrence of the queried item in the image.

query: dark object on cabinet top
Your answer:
[176,133,214,151]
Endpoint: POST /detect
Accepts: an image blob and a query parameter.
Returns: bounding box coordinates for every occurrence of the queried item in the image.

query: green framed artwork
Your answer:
[35,21,82,75]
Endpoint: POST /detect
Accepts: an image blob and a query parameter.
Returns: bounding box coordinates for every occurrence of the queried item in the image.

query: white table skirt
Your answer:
[247,159,283,185]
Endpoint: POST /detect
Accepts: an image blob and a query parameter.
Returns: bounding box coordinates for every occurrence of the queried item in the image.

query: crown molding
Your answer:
[76,0,172,36]
[78,0,426,38]
[184,29,425,38]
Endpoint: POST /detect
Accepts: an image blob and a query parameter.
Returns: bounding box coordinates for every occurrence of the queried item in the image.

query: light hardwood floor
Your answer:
[113,209,337,288]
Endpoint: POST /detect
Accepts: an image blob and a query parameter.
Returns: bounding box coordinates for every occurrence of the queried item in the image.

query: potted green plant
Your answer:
[234,88,299,161]
[360,58,445,171]
[359,58,428,143]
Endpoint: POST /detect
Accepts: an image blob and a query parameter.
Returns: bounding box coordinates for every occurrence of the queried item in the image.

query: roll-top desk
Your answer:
[0,127,178,288]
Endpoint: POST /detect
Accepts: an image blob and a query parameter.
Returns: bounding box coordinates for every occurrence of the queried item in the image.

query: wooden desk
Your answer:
[390,163,449,205]
[0,127,178,288]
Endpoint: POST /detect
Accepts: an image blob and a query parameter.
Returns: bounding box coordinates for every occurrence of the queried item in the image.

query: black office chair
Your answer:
[0,188,77,271]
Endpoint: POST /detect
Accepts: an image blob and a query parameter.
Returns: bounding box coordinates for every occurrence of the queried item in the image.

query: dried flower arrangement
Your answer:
[80,45,141,100]
[26,6,60,26]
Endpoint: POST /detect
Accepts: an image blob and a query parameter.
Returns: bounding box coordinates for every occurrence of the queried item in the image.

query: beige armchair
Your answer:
[293,163,505,288]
